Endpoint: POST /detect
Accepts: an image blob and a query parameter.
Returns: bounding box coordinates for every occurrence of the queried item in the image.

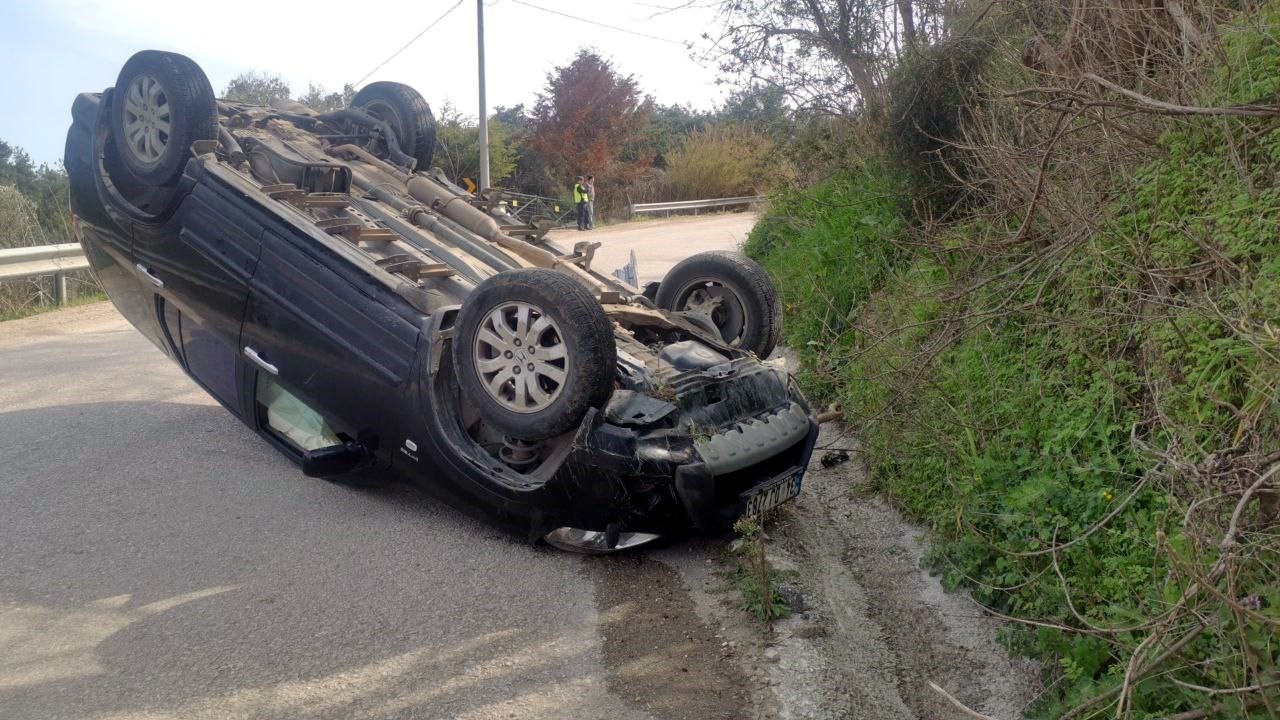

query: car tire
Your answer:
[351,82,437,172]
[109,50,217,187]
[656,251,783,358]
[453,269,616,440]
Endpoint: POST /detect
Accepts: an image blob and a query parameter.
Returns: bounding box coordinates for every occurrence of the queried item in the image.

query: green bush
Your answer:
[884,35,992,216]
[661,123,790,200]
[749,8,1280,716]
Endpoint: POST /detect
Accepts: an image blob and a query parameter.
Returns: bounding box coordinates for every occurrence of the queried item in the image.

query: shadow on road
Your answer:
[0,400,646,719]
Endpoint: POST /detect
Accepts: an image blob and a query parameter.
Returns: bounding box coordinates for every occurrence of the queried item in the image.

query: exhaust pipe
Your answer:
[406,177,504,241]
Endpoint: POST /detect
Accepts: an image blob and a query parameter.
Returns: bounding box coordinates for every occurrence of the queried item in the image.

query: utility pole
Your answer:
[476,0,490,192]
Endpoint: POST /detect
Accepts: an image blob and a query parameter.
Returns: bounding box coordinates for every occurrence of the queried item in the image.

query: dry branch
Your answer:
[927,681,1003,720]
[1082,73,1280,117]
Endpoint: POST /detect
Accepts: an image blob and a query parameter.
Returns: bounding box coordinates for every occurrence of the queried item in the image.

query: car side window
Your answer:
[255,375,341,452]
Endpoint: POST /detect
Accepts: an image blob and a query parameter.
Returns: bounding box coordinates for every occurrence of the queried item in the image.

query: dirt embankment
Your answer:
[756,422,1042,719]
[591,420,1041,720]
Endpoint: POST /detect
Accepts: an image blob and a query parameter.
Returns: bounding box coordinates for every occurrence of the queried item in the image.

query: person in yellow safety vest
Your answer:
[573,175,591,231]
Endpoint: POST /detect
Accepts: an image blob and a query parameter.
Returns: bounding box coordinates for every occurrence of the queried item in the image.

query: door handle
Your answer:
[243,346,279,375]
[135,263,164,288]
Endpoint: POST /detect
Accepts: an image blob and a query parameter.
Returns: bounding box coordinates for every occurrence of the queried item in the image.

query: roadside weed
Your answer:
[729,516,791,622]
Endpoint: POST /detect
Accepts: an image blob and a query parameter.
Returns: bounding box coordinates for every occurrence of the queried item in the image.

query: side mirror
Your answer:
[301,441,367,478]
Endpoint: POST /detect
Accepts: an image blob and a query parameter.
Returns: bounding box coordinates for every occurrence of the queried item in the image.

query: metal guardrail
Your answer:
[630,196,764,216]
[0,243,90,305]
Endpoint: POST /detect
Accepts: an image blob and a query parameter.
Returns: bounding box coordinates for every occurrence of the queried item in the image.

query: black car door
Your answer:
[132,179,263,415]
[65,92,170,354]
[239,230,420,459]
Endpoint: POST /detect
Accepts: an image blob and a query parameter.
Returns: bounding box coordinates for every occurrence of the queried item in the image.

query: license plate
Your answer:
[741,470,803,517]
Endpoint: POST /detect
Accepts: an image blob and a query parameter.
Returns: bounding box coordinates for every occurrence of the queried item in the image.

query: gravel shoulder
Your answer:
[646,420,1043,720]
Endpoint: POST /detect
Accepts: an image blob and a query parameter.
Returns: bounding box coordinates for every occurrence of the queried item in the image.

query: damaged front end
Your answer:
[422,303,817,552]
[605,331,818,537]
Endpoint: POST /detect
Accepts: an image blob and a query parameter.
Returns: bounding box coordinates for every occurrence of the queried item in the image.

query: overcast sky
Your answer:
[0,0,728,166]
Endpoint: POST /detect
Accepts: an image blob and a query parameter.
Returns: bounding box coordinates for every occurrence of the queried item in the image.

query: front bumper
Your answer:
[695,402,812,474]
[676,403,820,532]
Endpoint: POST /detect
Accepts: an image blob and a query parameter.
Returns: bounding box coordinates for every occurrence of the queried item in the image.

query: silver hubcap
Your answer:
[473,301,569,414]
[122,73,171,164]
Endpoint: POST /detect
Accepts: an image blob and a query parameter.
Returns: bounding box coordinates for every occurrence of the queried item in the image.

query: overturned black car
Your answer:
[66,51,817,552]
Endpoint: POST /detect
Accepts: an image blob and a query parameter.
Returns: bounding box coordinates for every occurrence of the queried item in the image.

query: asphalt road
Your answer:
[0,213,757,720]
[568,213,759,285]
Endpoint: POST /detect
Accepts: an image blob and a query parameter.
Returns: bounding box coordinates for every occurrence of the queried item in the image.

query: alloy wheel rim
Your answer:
[122,73,171,165]
[473,301,569,413]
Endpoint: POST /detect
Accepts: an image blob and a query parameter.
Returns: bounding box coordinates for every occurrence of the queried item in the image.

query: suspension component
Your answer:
[499,436,543,472]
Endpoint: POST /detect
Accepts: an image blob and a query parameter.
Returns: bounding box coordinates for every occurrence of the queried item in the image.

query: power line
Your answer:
[353,0,466,87]
[509,0,687,46]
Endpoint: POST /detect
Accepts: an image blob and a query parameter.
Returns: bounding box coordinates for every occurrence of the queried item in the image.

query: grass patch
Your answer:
[0,291,105,322]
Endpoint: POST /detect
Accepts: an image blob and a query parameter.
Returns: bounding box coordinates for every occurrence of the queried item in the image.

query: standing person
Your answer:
[585,174,596,230]
[573,175,590,231]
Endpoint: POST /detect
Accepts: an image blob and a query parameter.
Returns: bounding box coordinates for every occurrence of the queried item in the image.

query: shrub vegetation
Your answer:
[747,4,1280,717]
[662,124,789,200]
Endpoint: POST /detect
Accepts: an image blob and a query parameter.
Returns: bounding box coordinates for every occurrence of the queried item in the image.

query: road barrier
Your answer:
[630,196,764,217]
[0,243,90,305]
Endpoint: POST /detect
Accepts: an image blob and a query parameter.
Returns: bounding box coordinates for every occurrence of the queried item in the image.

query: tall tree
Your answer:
[637,103,712,168]
[491,104,530,128]
[526,50,653,194]
[222,73,358,113]
[296,82,356,112]
[491,105,548,192]
[0,141,37,193]
[719,84,794,136]
[433,102,519,187]
[222,72,292,105]
[0,140,70,239]
[704,0,905,113]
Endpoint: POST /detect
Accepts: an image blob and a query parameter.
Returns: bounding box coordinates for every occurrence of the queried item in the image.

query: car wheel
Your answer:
[656,251,783,358]
[453,269,616,441]
[351,82,437,172]
[109,50,217,187]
